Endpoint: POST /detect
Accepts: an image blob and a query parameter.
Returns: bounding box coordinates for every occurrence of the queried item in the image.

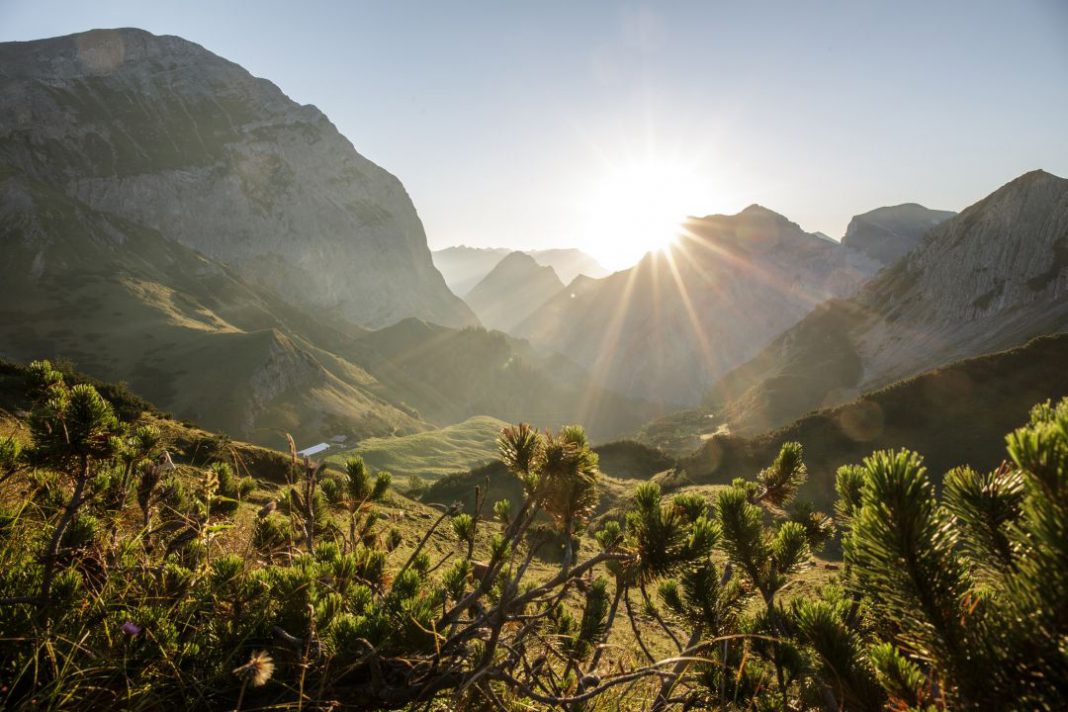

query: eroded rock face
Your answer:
[856,170,1068,386]
[0,27,475,329]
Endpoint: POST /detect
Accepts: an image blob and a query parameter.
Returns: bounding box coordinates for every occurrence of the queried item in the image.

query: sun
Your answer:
[585,157,710,271]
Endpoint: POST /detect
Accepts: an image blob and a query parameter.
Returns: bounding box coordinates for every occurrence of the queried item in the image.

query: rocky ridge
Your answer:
[709,170,1068,434]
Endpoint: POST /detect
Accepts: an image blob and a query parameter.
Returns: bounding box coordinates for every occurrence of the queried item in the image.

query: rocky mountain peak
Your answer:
[683,204,837,259]
[465,251,565,334]
[492,250,553,275]
[841,203,956,267]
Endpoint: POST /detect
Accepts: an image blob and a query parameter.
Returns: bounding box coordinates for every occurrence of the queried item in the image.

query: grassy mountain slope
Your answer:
[346,318,661,440]
[677,333,1068,512]
[327,415,508,479]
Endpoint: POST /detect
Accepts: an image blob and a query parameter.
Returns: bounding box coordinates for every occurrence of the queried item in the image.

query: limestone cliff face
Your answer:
[856,170,1068,386]
[516,205,885,406]
[0,28,475,329]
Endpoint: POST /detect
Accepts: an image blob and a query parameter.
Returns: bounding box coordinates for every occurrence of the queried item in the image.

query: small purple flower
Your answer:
[121,621,142,637]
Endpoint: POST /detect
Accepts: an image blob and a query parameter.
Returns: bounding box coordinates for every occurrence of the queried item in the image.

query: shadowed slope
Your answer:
[680,333,1068,512]
[346,318,661,440]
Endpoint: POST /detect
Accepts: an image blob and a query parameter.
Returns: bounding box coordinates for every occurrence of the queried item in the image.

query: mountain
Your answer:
[515,205,886,406]
[431,246,512,296]
[708,170,1068,434]
[464,251,565,333]
[0,28,474,329]
[841,203,956,266]
[676,333,1068,513]
[432,246,608,296]
[0,167,425,446]
[526,248,610,284]
[345,318,660,440]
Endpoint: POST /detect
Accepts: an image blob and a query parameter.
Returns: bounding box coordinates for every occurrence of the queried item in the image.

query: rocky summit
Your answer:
[0,28,475,329]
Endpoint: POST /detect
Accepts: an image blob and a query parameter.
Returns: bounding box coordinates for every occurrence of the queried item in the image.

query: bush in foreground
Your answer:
[0,363,1064,709]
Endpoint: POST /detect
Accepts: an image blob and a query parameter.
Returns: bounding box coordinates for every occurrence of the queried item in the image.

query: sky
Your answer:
[3,1,1067,269]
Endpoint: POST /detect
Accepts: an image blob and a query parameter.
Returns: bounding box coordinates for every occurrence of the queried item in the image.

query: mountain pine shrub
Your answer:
[0,368,1064,710]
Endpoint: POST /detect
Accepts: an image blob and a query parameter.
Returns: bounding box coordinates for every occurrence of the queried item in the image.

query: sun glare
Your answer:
[585,157,711,270]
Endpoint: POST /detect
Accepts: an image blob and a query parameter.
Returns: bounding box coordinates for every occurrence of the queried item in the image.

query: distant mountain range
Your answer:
[432,245,608,296]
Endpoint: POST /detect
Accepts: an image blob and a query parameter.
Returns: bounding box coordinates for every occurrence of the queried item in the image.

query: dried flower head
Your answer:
[233,650,274,688]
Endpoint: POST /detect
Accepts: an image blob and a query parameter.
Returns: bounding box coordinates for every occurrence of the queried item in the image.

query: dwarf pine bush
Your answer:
[0,366,1064,711]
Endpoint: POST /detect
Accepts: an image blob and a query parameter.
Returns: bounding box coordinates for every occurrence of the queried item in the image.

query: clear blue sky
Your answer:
[3,1,1067,267]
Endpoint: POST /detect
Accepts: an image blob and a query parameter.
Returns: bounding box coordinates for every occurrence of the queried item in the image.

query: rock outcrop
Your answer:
[0,28,475,329]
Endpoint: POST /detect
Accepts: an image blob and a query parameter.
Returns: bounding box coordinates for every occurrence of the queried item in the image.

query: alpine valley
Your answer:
[1,21,1066,712]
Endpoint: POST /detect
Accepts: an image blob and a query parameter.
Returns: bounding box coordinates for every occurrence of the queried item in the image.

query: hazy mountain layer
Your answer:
[526,248,610,284]
[0,28,474,329]
[432,245,608,296]
[516,205,887,406]
[841,203,956,266]
[464,252,564,333]
[709,170,1068,434]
